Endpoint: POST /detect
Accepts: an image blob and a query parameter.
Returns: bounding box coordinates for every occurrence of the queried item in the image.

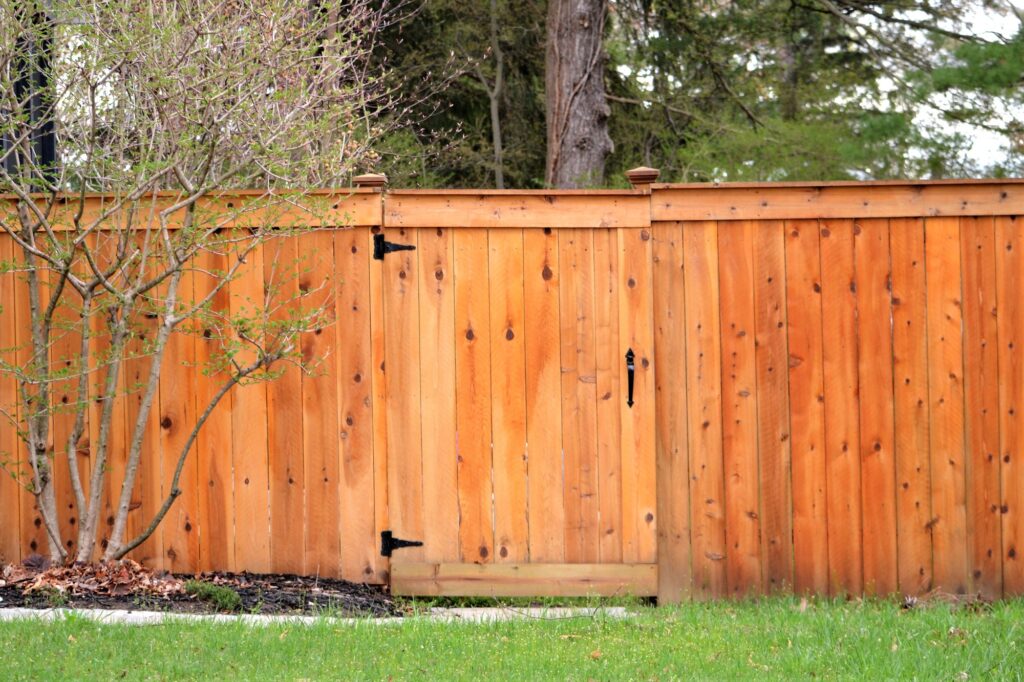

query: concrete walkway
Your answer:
[0,606,630,627]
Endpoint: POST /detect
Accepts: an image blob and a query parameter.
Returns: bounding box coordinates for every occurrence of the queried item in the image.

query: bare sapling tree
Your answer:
[0,0,412,564]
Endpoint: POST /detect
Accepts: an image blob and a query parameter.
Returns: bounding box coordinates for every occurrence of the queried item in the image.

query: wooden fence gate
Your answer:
[378,191,658,596]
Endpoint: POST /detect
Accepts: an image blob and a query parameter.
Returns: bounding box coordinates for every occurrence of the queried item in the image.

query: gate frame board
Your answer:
[391,562,658,597]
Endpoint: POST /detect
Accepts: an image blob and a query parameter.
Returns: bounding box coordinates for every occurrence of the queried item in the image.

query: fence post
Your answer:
[353,172,388,189]
[625,166,660,191]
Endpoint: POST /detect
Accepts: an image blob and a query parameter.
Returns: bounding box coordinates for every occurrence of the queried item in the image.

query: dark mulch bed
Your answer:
[0,559,399,617]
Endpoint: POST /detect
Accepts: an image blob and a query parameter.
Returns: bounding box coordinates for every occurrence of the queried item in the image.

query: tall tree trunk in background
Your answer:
[545,0,612,188]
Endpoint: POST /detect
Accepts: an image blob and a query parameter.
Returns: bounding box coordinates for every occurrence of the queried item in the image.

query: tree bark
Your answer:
[544,0,612,188]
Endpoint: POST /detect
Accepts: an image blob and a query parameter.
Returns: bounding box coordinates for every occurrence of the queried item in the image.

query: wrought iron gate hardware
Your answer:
[373,233,416,260]
[625,348,635,408]
[380,530,423,557]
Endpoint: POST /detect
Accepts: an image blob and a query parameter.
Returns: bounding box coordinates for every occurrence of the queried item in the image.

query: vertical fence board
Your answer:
[854,218,898,596]
[193,246,235,573]
[367,228,391,583]
[558,229,600,563]
[683,221,727,598]
[754,220,794,593]
[592,229,623,563]
[819,218,862,596]
[417,228,459,563]
[890,217,934,595]
[997,215,1023,593]
[301,232,341,576]
[158,268,199,573]
[230,243,270,573]
[0,236,20,563]
[454,228,494,563]
[336,228,377,582]
[523,228,565,563]
[653,222,691,603]
[489,229,529,563]
[265,237,305,575]
[960,216,1003,598]
[618,226,657,564]
[717,220,762,597]
[925,217,969,594]
[784,219,829,595]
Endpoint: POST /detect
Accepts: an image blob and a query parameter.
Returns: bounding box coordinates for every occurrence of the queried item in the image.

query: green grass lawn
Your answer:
[1,597,1021,680]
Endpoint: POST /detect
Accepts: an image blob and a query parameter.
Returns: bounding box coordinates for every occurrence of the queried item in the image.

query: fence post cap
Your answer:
[625,167,660,187]
[353,172,388,189]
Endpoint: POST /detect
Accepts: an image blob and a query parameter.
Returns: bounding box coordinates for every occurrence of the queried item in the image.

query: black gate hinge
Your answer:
[380,530,423,557]
[373,233,416,260]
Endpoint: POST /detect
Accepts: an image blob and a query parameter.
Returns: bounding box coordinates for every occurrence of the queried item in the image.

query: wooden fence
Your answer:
[1,174,1023,602]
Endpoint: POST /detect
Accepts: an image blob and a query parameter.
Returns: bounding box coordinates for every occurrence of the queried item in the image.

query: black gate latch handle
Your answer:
[625,348,635,408]
[373,233,416,260]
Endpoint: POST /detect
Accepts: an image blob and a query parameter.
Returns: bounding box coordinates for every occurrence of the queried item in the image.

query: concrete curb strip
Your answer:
[0,606,631,626]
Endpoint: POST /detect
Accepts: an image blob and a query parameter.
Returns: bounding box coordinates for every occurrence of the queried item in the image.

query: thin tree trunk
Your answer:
[544,0,612,188]
[488,0,505,189]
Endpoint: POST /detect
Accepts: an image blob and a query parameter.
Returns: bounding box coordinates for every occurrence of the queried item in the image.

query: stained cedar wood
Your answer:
[558,229,600,563]
[89,233,128,561]
[391,562,658,597]
[854,218,898,596]
[12,242,46,559]
[753,220,794,593]
[784,219,829,595]
[417,228,459,564]
[367,228,391,583]
[996,216,1023,593]
[335,228,377,581]
[960,216,1003,598]
[618,227,658,564]
[652,222,692,603]
[819,218,863,596]
[0,236,20,562]
[384,194,650,229]
[454,228,494,563]
[925,217,969,594]
[523,228,566,563]
[488,229,529,562]
[717,220,763,597]
[593,229,624,564]
[683,221,727,598]
[652,183,1024,222]
[192,246,235,573]
[890,218,934,595]
[300,231,342,576]
[230,241,271,572]
[265,237,305,575]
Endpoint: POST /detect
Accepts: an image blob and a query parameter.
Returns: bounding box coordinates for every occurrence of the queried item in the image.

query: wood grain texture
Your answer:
[819,218,862,596]
[753,220,794,593]
[558,229,600,563]
[617,227,657,564]
[925,217,969,594]
[391,562,658,597]
[488,229,529,563]
[890,218,934,595]
[264,237,305,575]
[335,228,377,582]
[717,220,762,597]
[960,216,1003,598]
[784,219,829,595]
[0,236,20,563]
[652,222,691,603]
[454,228,494,564]
[683,221,727,598]
[417,227,459,564]
[593,229,623,564]
[996,216,1023,594]
[384,193,650,229]
[854,218,898,596]
[300,231,341,576]
[523,228,565,563]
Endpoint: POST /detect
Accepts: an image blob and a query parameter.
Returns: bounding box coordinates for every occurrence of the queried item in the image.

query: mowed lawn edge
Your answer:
[1,598,1021,680]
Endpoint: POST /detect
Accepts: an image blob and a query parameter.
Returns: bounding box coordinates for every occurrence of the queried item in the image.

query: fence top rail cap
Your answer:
[386,188,647,196]
[0,187,382,202]
[652,177,1024,190]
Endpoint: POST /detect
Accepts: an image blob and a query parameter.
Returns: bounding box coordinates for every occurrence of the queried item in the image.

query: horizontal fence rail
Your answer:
[0,176,1022,601]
